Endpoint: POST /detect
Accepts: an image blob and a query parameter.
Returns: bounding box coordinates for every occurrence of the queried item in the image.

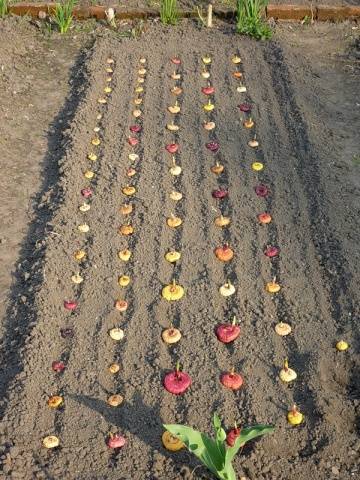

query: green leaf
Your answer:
[164,424,224,476]
[225,424,274,465]
[213,413,226,460]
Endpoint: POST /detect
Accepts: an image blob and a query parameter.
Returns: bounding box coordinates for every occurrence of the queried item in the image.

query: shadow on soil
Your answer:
[0,41,94,419]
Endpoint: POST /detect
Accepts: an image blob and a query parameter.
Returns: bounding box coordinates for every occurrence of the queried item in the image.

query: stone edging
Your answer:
[7,3,360,22]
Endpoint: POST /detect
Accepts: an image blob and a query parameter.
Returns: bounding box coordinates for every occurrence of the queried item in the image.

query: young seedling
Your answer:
[52,0,76,34]
[0,0,8,18]
[160,0,178,25]
[236,0,272,40]
[164,413,274,480]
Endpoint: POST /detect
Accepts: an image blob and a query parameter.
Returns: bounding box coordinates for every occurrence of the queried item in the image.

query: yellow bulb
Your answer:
[336,340,349,351]
[252,162,264,171]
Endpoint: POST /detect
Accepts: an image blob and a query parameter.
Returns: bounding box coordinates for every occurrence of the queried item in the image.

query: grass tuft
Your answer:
[0,0,8,18]
[53,0,76,34]
[160,0,178,26]
[236,0,272,40]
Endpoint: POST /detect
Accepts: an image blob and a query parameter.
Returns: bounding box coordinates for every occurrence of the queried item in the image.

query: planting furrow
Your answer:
[0,44,118,458]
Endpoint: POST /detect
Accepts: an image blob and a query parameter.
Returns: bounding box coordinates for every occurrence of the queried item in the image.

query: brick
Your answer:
[317,6,351,21]
[266,5,313,21]
[9,3,56,17]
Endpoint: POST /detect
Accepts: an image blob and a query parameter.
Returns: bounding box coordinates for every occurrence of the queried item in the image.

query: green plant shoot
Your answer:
[160,0,178,26]
[164,413,274,480]
[53,0,76,34]
[236,0,272,40]
[0,0,8,18]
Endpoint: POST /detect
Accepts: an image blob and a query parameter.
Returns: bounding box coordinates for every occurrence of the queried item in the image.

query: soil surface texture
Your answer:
[0,17,359,480]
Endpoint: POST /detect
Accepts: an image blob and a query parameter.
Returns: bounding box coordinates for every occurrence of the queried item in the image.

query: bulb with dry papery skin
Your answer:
[233,71,242,79]
[122,186,136,196]
[79,203,90,213]
[74,249,86,261]
[118,249,132,262]
[139,57,146,64]
[109,327,125,341]
[203,121,216,131]
[275,322,292,336]
[203,99,214,112]
[98,98,107,104]
[169,191,182,201]
[129,153,139,161]
[134,97,142,106]
[266,278,281,293]
[202,69,210,79]
[211,162,224,174]
[127,167,136,178]
[232,55,241,64]
[336,340,349,351]
[106,433,126,449]
[162,431,184,451]
[120,204,133,215]
[167,120,179,132]
[220,368,243,390]
[108,363,120,374]
[215,316,240,343]
[168,101,180,114]
[170,157,182,176]
[171,86,183,96]
[167,214,182,228]
[78,223,90,233]
[106,67,113,74]
[138,67,146,76]
[171,57,181,65]
[107,394,124,407]
[133,109,142,118]
[162,327,182,344]
[237,84,247,93]
[84,170,95,179]
[118,275,130,287]
[119,224,134,236]
[163,362,191,395]
[214,244,234,262]
[171,71,181,80]
[71,273,83,284]
[162,279,185,301]
[248,136,259,148]
[47,395,63,408]
[91,137,101,146]
[258,212,272,224]
[279,359,297,383]
[42,436,60,449]
[287,404,304,426]
[165,250,181,263]
[214,214,231,227]
[219,281,236,297]
[243,118,254,129]
[115,300,128,312]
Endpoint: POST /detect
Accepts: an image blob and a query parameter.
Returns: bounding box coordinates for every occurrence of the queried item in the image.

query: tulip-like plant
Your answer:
[164,413,274,480]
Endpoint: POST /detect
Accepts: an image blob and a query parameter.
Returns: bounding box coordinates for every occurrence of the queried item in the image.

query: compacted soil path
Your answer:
[0,20,359,480]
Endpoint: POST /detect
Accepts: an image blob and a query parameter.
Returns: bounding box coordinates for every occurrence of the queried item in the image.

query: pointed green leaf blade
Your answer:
[225,424,274,464]
[164,424,224,476]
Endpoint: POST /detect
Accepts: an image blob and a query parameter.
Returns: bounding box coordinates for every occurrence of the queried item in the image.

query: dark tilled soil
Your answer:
[0,18,359,480]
